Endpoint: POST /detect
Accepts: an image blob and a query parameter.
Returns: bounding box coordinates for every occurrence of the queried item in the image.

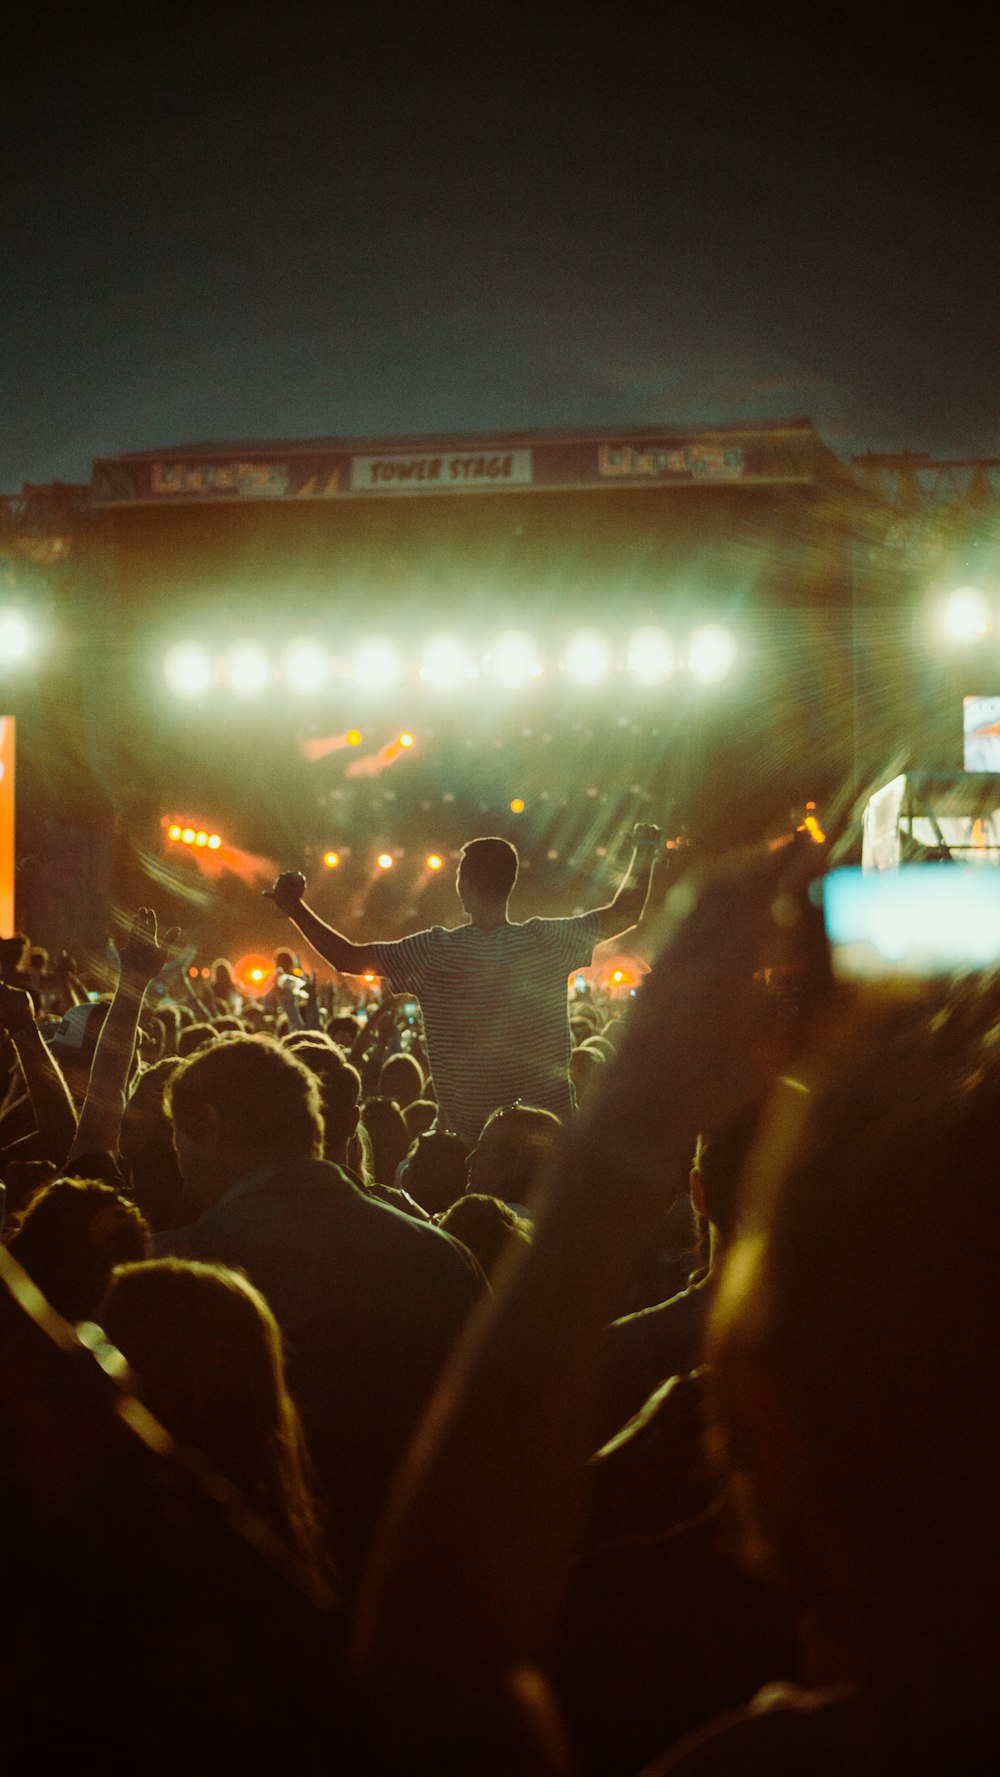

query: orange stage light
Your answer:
[324,850,340,867]
[426,854,443,870]
[168,824,182,840]
[377,853,393,869]
[181,828,195,844]
[398,731,414,748]
[232,954,277,998]
[346,729,362,746]
[510,798,525,814]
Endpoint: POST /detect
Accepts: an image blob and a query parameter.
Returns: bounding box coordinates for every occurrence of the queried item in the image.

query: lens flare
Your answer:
[0,611,32,662]
[226,642,269,696]
[627,626,675,684]
[420,634,474,689]
[944,588,991,640]
[354,638,400,690]
[688,625,737,682]
[565,630,612,684]
[282,638,327,693]
[164,642,212,697]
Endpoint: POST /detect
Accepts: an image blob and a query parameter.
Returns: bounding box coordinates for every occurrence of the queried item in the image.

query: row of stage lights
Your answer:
[164,818,446,870]
[162,625,740,698]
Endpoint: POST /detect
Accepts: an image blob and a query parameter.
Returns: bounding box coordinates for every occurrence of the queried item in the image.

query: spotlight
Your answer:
[167,824,182,841]
[195,832,208,847]
[282,638,327,693]
[944,587,991,640]
[346,729,362,746]
[354,637,401,690]
[164,641,212,697]
[627,626,675,684]
[181,828,195,845]
[688,624,737,682]
[426,853,443,870]
[226,642,269,695]
[510,798,525,814]
[488,630,541,689]
[565,630,611,685]
[207,834,221,850]
[0,611,31,663]
[420,634,474,689]
[377,853,394,869]
[233,954,275,998]
[398,731,415,748]
[324,850,341,867]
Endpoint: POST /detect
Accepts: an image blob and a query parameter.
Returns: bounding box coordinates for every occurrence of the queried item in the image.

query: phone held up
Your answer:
[818,865,1000,981]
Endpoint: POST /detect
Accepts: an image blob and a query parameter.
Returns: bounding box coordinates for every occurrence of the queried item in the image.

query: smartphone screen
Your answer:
[821,866,1000,979]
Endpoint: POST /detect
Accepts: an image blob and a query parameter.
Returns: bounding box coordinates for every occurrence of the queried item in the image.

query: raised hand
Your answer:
[265,871,307,915]
[630,823,664,851]
[115,908,180,988]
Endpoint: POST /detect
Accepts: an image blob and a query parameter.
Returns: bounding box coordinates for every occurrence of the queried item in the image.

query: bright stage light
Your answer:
[426,853,443,870]
[510,798,525,814]
[565,630,611,685]
[354,637,400,690]
[324,850,341,867]
[346,729,362,746]
[168,824,182,841]
[944,587,991,640]
[688,624,737,682]
[398,731,415,748]
[377,853,394,869]
[627,626,675,684]
[0,611,32,663]
[420,634,474,689]
[226,642,269,695]
[282,638,327,693]
[164,641,212,697]
[181,828,195,844]
[207,834,221,849]
[488,630,541,689]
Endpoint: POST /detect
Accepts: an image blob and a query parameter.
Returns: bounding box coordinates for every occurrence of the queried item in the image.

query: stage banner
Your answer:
[350,448,533,494]
[0,717,14,938]
[91,424,834,505]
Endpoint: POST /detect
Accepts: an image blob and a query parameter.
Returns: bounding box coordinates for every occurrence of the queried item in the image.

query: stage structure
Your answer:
[8,419,994,960]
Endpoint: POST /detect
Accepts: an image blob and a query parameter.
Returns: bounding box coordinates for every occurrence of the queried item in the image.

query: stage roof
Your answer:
[92,417,846,507]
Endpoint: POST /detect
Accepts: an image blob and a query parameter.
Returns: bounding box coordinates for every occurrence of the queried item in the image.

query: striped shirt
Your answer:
[372,913,603,1147]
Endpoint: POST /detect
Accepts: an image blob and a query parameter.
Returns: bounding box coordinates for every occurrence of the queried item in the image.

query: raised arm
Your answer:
[67,908,178,1165]
[590,822,664,939]
[265,872,379,977]
[0,984,78,1165]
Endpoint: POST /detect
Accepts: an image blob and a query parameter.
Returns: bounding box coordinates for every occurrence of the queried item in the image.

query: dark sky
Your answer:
[2,4,997,492]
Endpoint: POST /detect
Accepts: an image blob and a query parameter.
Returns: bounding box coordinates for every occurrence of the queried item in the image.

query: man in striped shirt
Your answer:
[266,825,663,1148]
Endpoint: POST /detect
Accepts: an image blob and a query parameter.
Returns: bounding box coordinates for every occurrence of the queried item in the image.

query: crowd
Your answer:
[1,824,997,1773]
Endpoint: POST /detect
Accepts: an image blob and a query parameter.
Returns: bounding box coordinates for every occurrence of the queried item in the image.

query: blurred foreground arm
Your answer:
[354,847,811,1757]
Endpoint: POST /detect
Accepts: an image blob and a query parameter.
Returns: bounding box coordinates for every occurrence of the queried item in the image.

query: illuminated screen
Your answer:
[964,696,1000,771]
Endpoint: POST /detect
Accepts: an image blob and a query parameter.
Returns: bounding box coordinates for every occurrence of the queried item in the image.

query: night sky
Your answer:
[2,6,997,494]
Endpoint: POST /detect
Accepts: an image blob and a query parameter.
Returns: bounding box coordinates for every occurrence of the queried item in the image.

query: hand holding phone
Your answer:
[820,866,1000,979]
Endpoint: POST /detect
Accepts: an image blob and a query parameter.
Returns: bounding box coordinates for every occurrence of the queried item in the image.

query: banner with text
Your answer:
[350,448,533,494]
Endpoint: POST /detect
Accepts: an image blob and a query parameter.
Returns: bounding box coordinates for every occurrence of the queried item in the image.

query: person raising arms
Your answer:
[266,824,663,1148]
